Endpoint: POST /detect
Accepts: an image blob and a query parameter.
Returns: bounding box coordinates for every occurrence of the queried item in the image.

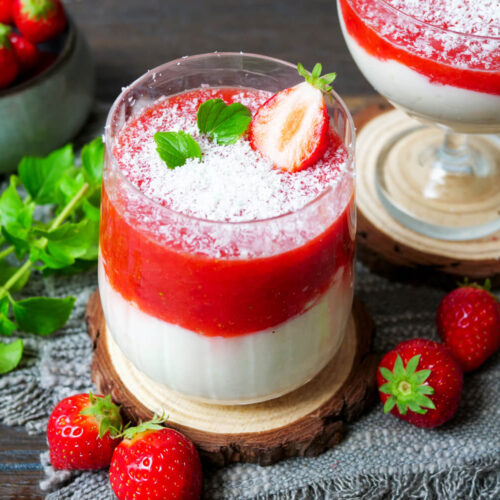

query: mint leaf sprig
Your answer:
[0,137,105,374]
[297,62,337,94]
[154,98,252,169]
[197,99,252,145]
[154,131,202,169]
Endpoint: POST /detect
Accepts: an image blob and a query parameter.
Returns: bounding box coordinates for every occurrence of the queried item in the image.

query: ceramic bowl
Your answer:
[0,18,94,172]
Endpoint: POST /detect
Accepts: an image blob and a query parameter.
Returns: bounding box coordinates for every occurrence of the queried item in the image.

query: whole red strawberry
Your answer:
[47,392,123,470]
[0,23,18,89]
[12,0,66,44]
[437,280,500,372]
[0,0,13,24]
[109,416,203,500]
[377,339,463,428]
[9,32,38,74]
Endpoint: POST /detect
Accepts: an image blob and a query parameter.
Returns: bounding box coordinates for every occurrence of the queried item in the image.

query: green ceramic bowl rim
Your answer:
[0,16,76,98]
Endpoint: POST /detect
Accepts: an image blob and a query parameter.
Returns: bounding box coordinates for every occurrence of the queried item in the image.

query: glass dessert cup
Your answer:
[100,52,356,404]
[338,0,500,241]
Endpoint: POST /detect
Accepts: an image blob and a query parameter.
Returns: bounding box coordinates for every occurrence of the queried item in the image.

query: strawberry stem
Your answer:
[21,0,56,21]
[297,62,337,94]
[120,413,167,441]
[79,392,123,439]
[379,354,436,415]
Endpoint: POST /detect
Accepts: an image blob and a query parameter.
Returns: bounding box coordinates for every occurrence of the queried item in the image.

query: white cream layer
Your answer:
[339,10,500,133]
[98,259,353,404]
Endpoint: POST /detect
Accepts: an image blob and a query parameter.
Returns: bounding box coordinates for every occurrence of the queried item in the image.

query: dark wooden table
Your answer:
[0,1,374,498]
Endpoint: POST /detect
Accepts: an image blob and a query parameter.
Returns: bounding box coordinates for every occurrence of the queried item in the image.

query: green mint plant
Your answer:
[0,137,104,374]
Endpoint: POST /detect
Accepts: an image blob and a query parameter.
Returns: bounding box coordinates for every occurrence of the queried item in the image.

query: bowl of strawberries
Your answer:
[0,0,94,172]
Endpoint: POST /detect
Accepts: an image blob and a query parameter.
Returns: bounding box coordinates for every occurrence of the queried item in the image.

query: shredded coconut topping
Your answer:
[113,88,348,223]
[351,0,500,69]
[387,0,500,37]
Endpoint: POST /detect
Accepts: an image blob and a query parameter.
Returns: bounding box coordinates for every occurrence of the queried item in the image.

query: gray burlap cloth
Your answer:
[0,104,499,499]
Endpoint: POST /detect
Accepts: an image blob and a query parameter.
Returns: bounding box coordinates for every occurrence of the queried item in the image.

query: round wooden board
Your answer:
[354,105,500,278]
[86,291,378,466]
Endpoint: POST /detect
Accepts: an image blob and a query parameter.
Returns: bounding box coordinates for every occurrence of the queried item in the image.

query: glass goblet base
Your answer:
[370,112,500,241]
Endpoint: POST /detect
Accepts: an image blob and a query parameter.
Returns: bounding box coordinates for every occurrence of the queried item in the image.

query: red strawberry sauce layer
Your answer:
[339,0,500,96]
[100,87,354,338]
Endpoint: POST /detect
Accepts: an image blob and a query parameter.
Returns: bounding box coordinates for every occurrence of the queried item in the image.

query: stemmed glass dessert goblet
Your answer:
[338,0,500,240]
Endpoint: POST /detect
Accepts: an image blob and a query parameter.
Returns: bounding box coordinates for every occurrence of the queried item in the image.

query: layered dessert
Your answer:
[338,0,500,132]
[100,57,355,403]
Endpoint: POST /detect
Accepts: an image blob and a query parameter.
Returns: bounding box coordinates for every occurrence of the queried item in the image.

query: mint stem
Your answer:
[49,183,89,231]
[0,246,14,260]
[0,183,90,301]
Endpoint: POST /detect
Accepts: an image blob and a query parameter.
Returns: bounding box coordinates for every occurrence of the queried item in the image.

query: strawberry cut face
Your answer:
[249,81,330,172]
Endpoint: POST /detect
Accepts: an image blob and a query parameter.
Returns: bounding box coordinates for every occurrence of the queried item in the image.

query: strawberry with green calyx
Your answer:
[47,392,123,470]
[109,414,203,500]
[249,61,337,172]
[377,339,463,428]
[0,22,18,89]
[437,279,500,372]
[13,0,66,44]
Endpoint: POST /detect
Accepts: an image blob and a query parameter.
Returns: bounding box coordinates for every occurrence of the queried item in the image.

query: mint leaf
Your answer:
[154,131,202,169]
[197,99,251,145]
[81,199,101,222]
[56,172,86,208]
[12,296,75,335]
[0,177,34,259]
[34,219,99,269]
[0,297,16,336]
[0,177,25,228]
[81,137,105,186]
[0,261,30,294]
[18,144,74,204]
[0,339,23,374]
[42,259,96,277]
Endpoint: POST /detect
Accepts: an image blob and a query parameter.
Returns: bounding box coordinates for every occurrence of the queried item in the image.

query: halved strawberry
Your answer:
[249,63,336,172]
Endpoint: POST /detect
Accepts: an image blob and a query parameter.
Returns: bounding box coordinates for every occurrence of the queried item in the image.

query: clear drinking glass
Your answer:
[100,52,356,404]
[338,0,500,240]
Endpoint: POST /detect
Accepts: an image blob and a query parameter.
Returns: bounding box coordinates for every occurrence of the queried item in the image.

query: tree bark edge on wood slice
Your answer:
[86,291,378,466]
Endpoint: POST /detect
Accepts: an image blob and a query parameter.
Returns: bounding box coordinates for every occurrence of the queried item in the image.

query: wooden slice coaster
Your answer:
[86,291,378,466]
[353,105,500,278]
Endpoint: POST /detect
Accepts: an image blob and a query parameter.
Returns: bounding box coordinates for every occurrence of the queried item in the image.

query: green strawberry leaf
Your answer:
[80,392,123,438]
[0,339,23,374]
[413,369,431,384]
[383,396,397,413]
[378,354,436,416]
[197,99,252,145]
[11,296,75,336]
[154,131,202,169]
[405,354,420,376]
[379,366,395,382]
